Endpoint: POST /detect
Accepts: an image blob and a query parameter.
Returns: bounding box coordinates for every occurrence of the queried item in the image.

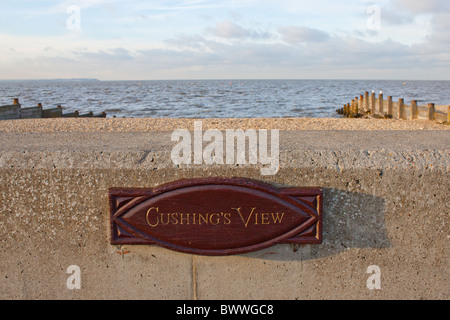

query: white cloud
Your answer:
[206,21,271,40]
[0,0,449,80]
[277,26,329,44]
[391,0,450,14]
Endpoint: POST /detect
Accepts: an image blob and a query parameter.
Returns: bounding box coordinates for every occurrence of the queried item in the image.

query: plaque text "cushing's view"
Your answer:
[145,207,285,228]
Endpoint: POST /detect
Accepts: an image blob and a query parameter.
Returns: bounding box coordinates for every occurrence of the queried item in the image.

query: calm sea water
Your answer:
[1,79,449,118]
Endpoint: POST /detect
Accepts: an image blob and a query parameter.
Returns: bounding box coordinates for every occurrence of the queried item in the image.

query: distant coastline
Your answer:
[0,78,100,82]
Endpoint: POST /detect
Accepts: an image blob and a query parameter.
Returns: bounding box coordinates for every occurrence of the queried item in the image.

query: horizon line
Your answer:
[1,78,450,82]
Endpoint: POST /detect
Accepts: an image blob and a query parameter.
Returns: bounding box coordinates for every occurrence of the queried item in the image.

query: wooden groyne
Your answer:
[0,98,106,120]
[337,91,450,124]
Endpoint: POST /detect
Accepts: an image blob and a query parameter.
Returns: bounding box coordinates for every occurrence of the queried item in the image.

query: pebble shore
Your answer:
[0,117,448,132]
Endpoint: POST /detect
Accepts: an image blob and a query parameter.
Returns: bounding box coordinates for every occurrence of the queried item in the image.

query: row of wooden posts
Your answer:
[337,91,450,124]
[0,98,107,120]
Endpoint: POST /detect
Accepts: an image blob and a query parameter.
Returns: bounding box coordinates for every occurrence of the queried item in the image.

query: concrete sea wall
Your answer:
[0,118,448,300]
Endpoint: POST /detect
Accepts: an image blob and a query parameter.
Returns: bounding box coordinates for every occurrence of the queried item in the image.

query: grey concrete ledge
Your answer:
[0,131,448,170]
[0,122,449,300]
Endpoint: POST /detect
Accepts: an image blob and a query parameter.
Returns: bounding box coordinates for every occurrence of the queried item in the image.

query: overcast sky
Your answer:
[1,0,449,80]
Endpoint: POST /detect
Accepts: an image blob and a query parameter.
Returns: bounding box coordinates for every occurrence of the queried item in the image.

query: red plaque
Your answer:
[109,178,322,256]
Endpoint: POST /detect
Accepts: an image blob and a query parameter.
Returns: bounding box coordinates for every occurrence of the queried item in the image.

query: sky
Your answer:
[0,0,449,80]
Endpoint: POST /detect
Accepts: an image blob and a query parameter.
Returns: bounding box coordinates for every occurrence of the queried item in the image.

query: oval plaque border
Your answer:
[109,177,323,256]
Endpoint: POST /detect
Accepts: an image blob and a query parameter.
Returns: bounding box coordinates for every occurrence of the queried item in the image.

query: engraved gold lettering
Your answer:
[161,213,170,225]
[199,213,208,225]
[171,213,179,225]
[146,207,159,227]
[261,213,270,225]
[223,213,231,225]
[180,213,190,225]
[147,207,284,228]
[234,207,256,228]
[271,212,285,224]
[210,213,220,225]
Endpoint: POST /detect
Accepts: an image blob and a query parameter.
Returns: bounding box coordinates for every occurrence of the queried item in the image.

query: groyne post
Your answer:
[353,98,359,116]
[359,95,364,114]
[411,100,418,120]
[398,98,405,120]
[364,92,369,112]
[448,106,450,123]
[371,92,376,114]
[428,103,435,121]
[378,92,384,114]
[387,96,393,118]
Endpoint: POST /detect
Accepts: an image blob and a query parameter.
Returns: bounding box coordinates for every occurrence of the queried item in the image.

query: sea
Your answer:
[1,79,449,119]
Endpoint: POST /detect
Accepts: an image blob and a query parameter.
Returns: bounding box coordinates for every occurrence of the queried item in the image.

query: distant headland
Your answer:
[52,78,101,82]
[0,78,101,82]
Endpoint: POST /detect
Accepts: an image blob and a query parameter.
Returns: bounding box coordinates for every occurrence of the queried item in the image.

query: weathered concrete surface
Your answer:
[0,119,448,300]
